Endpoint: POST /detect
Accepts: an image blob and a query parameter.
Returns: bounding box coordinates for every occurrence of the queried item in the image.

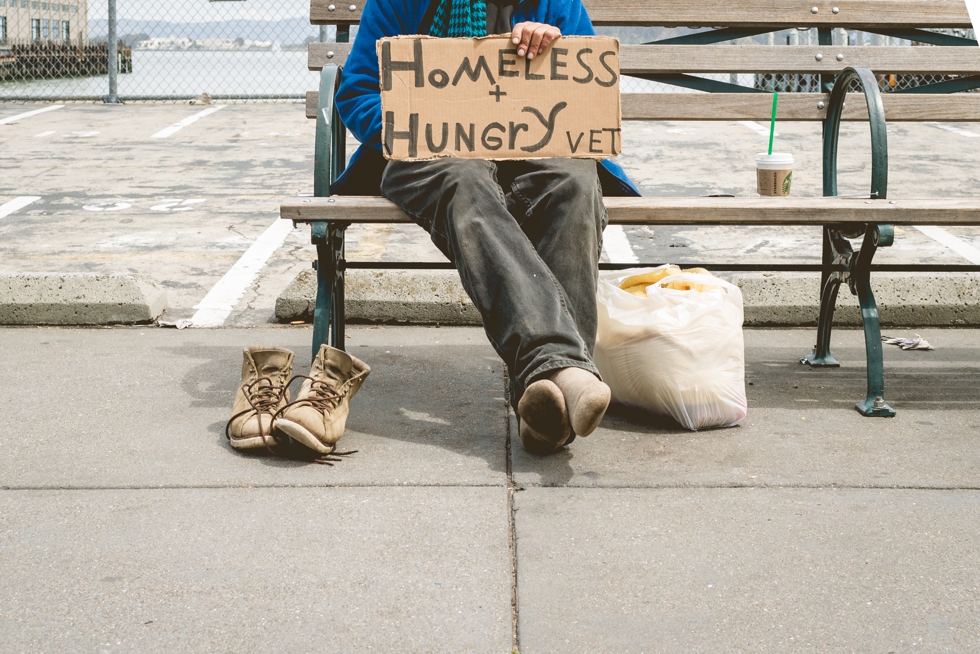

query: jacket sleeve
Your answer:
[543,0,596,36]
[335,0,413,151]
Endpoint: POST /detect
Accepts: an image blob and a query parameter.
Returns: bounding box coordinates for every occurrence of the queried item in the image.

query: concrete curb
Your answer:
[276,268,980,327]
[0,273,167,325]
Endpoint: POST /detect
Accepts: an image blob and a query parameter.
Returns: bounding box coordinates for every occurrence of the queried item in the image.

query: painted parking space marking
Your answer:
[34,131,56,138]
[83,201,132,212]
[602,225,639,264]
[0,105,64,126]
[66,131,100,138]
[190,217,294,327]
[150,198,206,212]
[738,121,779,138]
[151,106,226,139]
[924,122,979,138]
[915,226,980,265]
[0,196,41,221]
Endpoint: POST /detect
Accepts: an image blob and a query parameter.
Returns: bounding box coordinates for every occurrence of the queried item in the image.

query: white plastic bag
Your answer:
[594,266,747,431]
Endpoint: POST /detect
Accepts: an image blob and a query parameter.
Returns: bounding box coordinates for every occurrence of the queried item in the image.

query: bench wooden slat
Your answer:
[282,196,980,226]
[307,43,980,75]
[309,0,973,29]
[305,90,980,122]
[620,45,980,76]
[621,93,980,122]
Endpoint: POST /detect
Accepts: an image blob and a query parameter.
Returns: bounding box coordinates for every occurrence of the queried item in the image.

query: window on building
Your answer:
[70,4,76,12]
[22,1,28,8]
[0,1,6,9]
[31,1,38,8]
[31,17,39,40]
[62,3,68,10]
[52,19,58,38]
[41,18,48,38]
[41,2,48,9]
[62,19,68,41]
[0,17,6,44]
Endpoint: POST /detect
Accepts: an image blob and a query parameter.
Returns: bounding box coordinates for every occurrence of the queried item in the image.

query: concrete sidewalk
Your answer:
[2,325,978,652]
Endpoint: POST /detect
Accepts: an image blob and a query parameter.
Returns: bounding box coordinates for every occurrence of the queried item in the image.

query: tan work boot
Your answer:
[273,344,370,456]
[226,346,294,451]
[518,379,573,455]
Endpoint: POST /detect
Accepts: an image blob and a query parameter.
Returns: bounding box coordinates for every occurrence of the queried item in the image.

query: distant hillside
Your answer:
[85,20,682,47]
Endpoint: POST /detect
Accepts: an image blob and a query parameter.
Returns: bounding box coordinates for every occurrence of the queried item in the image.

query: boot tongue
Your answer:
[317,348,353,386]
[251,349,291,379]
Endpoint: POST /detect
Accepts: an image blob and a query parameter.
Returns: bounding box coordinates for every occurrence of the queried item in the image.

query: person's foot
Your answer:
[549,367,611,437]
[517,379,571,451]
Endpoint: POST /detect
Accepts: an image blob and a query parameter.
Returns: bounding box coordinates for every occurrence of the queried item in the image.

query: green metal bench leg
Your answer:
[853,224,896,417]
[309,62,349,357]
[802,65,896,415]
[311,221,347,359]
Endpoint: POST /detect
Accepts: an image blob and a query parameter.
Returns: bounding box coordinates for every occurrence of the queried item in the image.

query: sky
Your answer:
[86,0,311,22]
[966,0,980,38]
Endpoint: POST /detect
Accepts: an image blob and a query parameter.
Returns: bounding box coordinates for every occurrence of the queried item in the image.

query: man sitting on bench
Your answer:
[333,0,640,455]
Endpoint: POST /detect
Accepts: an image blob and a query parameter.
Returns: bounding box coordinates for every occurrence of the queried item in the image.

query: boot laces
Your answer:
[276,374,347,415]
[225,376,288,454]
[271,374,358,465]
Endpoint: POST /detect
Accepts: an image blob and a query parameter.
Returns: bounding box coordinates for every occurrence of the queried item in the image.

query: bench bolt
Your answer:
[327,4,335,10]
[815,53,823,61]
[349,4,356,10]
[327,51,335,58]
[818,101,825,109]
[836,54,844,61]
[832,7,840,13]
[811,7,818,13]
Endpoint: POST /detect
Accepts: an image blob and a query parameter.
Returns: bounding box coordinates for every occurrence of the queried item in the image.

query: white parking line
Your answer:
[0,105,64,126]
[924,122,979,138]
[34,130,56,138]
[190,217,294,327]
[151,105,226,139]
[0,196,40,221]
[738,121,779,138]
[915,225,980,265]
[602,225,639,263]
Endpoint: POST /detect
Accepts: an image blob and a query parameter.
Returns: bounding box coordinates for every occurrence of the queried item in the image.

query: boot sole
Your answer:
[274,419,334,454]
[228,435,276,451]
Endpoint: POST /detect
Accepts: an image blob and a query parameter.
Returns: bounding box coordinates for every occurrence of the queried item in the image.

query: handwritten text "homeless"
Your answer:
[378,35,622,161]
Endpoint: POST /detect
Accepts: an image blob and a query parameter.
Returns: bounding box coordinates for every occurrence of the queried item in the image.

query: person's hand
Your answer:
[511,22,561,60]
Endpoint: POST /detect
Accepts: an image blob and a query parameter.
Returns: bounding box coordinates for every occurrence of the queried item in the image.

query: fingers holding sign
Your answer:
[511,22,562,60]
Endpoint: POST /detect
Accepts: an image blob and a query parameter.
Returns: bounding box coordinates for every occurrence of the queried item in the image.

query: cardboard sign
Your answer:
[378,35,621,161]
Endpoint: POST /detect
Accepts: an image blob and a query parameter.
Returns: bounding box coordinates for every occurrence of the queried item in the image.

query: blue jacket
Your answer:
[331,0,641,197]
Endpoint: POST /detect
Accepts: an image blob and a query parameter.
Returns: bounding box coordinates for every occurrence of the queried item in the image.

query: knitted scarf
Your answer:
[428,0,488,38]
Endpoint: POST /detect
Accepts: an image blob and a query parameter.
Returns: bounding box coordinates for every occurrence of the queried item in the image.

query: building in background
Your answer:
[0,0,88,45]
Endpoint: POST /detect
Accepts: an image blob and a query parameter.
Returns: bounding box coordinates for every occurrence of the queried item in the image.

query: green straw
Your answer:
[768,92,779,155]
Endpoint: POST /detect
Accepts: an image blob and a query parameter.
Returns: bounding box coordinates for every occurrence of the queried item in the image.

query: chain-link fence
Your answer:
[0,5,975,102]
[607,27,979,95]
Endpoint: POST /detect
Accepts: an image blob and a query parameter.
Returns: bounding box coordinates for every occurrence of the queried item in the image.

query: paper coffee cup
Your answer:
[756,152,794,197]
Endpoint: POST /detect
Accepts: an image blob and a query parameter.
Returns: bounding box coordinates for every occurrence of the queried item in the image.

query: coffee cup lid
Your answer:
[756,152,794,165]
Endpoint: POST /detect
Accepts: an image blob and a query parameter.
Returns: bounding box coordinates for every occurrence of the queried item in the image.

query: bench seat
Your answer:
[286,0,980,417]
[283,196,980,226]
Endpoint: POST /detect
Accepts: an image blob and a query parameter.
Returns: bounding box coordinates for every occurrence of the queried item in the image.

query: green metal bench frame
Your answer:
[303,24,980,417]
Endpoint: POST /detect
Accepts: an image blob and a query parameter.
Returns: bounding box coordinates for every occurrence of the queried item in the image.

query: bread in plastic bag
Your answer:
[594,266,747,431]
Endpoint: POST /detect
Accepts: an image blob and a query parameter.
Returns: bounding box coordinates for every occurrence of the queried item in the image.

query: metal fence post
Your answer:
[105,0,119,103]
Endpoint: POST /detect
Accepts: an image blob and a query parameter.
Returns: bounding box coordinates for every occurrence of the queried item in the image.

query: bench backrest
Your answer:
[305,0,980,123]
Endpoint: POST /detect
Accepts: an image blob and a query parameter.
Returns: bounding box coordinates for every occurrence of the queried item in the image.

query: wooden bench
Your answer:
[281,0,980,417]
